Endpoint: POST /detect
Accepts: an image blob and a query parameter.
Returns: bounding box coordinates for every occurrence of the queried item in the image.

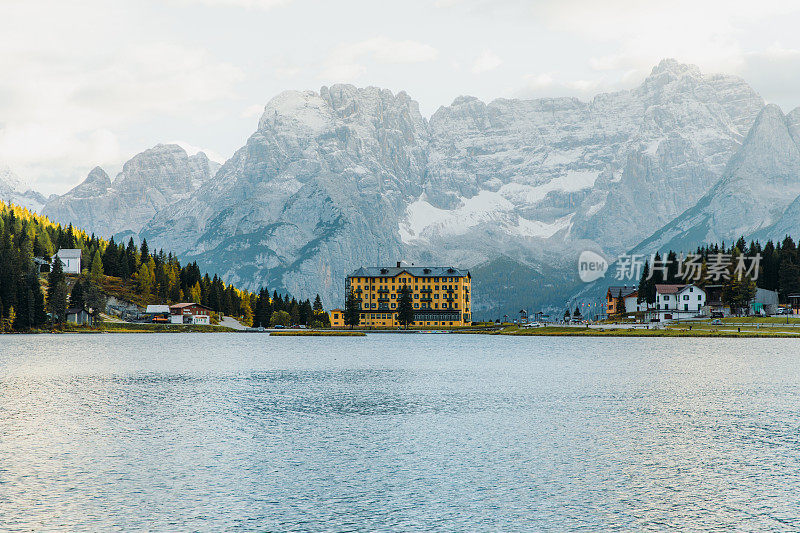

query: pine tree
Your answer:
[90,250,103,282]
[313,294,323,313]
[637,261,650,304]
[47,257,68,324]
[344,288,360,328]
[70,279,86,310]
[397,284,414,328]
[615,294,626,316]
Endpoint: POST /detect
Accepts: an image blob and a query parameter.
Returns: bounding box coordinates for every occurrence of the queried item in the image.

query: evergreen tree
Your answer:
[637,261,649,304]
[615,294,626,316]
[397,284,414,328]
[47,257,68,324]
[83,279,107,317]
[344,288,360,328]
[313,294,323,313]
[90,250,104,282]
[125,237,138,278]
[70,279,86,310]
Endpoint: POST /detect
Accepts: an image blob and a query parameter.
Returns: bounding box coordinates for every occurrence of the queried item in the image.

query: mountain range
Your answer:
[6,59,799,317]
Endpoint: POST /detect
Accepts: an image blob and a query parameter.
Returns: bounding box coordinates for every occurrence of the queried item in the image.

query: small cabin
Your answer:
[66,308,94,326]
[56,249,82,274]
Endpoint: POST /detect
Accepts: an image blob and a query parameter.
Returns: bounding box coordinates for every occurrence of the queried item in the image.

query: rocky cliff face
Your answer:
[631,104,800,255]
[42,144,218,237]
[141,86,429,301]
[42,60,769,311]
[0,164,47,213]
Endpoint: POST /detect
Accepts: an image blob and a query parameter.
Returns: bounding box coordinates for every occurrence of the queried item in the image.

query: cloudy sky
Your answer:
[3,0,800,194]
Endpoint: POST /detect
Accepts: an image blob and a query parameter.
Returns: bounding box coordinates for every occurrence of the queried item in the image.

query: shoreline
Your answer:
[5,324,800,338]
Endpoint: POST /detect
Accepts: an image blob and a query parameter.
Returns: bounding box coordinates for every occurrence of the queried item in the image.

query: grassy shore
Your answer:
[497,326,800,338]
[270,330,366,337]
[59,322,238,334]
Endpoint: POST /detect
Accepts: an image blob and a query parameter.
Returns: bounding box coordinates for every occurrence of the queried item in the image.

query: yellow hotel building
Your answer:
[346,263,472,328]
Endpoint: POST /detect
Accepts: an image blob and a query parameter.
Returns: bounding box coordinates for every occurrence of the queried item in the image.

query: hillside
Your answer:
[0,200,328,332]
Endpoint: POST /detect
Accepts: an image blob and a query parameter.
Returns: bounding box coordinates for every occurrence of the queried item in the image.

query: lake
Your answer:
[1,333,799,531]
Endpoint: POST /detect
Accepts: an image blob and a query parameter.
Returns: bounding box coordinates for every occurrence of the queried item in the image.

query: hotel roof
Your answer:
[349,266,470,279]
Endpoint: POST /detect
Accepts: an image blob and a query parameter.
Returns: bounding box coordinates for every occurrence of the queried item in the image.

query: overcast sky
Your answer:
[4,0,800,194]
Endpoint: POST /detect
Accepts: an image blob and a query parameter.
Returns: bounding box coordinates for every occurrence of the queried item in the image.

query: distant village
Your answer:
[603,283,798,322]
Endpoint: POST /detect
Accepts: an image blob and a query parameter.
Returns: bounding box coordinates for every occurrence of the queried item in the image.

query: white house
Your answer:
[55,249,82,274]
[649,284,706,320]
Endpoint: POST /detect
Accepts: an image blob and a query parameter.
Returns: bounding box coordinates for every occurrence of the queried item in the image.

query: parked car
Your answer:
[711,319,722,325]
[274,324,285,329]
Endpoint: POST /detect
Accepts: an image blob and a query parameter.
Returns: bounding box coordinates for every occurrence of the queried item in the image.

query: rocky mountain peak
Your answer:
[649,58,702,78]
[85,166,111,187]
[726,104,800,183]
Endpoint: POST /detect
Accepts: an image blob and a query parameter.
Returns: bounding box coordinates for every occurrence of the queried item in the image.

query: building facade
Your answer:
[55,249,82,274]
[648,284,706,320]
[606,286,644,315]
[328,308,345,328]
[169,302,213,325]
[346,263,472,327]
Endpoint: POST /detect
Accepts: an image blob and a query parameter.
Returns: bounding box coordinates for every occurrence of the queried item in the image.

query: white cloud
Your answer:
[522,73,554,90]
[471,50,502,74]
[175,0,293,9]
[241,104,266,119]
[320,37,439,81]
[0,1,244,193]
[539,0,800,78]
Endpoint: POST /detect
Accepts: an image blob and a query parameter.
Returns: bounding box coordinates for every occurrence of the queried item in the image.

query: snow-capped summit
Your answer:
[0,163,47,213]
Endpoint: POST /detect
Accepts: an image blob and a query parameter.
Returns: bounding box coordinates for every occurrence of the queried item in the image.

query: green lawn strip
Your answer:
[495,326,797,338]
[270,330,366,336]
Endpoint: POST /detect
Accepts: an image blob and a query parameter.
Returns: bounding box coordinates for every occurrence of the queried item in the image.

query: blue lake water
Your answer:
[1,333,800,531]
